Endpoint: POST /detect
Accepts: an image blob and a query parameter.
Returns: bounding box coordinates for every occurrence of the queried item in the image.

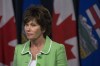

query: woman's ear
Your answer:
[42,30,45,33]
[41,28,45,33]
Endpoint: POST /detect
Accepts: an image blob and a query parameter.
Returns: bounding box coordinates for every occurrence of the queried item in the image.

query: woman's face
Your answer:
[24,19,44,40]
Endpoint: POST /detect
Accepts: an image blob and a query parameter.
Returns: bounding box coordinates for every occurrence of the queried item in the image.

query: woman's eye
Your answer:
[31,24,36,26]
[25,24,28,26]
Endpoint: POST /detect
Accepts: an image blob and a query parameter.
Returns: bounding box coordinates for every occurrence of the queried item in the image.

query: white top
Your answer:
[30,60,36,66]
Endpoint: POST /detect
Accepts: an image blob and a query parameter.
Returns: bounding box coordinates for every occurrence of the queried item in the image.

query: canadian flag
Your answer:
[0,0,17,66]
[52,0,79,66]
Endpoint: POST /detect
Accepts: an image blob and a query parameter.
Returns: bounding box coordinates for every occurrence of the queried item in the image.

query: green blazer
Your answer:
[13,36,68,66]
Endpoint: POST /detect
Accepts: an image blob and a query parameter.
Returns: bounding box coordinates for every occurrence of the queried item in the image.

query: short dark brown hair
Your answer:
[23,5,52,38]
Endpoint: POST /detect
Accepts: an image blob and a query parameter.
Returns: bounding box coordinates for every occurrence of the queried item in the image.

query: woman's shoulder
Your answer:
[14,44,25,52]
[52,41,65,49]
[15,44,24,48]
[15,40,30,49]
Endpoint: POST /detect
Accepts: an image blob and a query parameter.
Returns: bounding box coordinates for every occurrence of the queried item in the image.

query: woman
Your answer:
[13,5,68,66]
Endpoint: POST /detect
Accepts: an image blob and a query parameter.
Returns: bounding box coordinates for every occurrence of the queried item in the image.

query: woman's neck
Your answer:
[30,36,46,48]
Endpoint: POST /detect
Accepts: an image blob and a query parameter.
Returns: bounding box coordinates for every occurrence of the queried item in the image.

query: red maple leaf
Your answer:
[0,17,16,66]
[52,13,77,60]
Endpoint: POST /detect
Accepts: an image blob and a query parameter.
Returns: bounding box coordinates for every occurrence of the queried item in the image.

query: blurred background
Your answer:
[0,0,100,66]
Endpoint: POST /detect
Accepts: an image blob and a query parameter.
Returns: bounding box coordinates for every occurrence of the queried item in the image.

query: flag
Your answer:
[78,0,100,66]
[0,0,17,66]
[52,0,79,66]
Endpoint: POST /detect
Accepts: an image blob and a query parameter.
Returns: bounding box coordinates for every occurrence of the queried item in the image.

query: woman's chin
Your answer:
[27,37,33,40]
[27,37,36,40]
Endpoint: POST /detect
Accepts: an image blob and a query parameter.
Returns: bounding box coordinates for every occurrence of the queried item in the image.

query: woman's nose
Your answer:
[26,25,31,31]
